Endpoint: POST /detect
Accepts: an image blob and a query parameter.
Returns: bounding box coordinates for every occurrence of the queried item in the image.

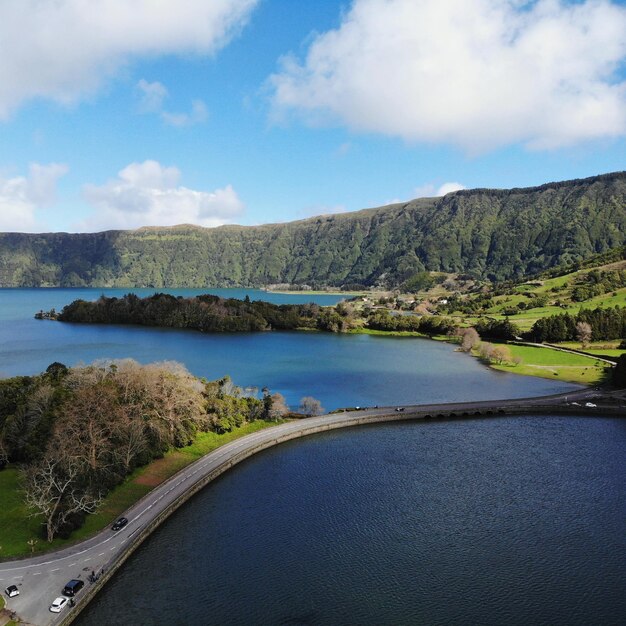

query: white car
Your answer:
[5,585,19,598]
[49,596,68,613]
[585,402,597,408]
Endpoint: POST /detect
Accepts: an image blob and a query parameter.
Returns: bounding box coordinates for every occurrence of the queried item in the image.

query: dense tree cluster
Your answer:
[49,293,461,336]
[2,172,625,288]
[570,269,626,302]
[365,309,454,335]
[474,318,520,341]
[0,360,275,541]
[56,293,335,333]
[526,306,626,343]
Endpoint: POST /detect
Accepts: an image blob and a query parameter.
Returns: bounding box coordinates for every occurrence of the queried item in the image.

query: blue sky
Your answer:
[0,0,625,233]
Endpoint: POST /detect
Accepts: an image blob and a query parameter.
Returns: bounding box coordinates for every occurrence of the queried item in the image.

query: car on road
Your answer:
[5,585,19,598]
[62,579,84,597]
[395,407,405,412]
[585,402,597,408]
[50,596,68,613]
[112,516,129,531]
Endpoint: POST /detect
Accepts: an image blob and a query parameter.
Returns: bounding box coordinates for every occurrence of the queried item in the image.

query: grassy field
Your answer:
[0,420,282,559]
[489,344,611,385]
[554,341,626,358]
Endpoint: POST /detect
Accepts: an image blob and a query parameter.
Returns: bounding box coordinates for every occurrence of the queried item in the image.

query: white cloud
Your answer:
[0,0,258,118]
[79,160,244,231]
[137,79,168,114]
[0,163,68,232]
[137,80,209,126]
[269,0,626,151]
[413,182,466,198]
[161,99,209,127]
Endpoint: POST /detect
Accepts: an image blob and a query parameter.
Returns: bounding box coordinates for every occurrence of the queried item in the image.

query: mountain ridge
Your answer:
[1,171,625,288]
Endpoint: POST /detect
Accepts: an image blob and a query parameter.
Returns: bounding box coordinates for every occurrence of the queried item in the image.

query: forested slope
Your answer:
[1,172,624,288]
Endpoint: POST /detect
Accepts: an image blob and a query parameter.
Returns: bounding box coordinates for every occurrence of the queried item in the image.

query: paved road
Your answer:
[1,387,622,626]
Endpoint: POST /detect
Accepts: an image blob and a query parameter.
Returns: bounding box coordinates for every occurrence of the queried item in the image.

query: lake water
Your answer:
[2,289,624,624]
[0,288,578,410]
[76,416,626,626]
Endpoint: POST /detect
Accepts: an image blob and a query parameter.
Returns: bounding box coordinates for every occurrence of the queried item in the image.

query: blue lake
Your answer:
[0,288,579,410]
[77,416,626,626]
[2,288,624,625]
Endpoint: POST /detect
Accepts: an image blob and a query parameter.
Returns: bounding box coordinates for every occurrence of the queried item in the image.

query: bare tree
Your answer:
[460,328,480,352]
[112,417,148,472]
[23,453,101,542]
[58,384,119,474]
[299,396,324,416]
[576,321,592,348]
[268,393,290,420]
[479,342,495,361]
[491,345,513,364]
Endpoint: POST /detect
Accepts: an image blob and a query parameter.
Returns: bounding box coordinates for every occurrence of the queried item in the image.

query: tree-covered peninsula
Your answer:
[0,359,292,547]
[2,172,626,288]
[41,292,457,336]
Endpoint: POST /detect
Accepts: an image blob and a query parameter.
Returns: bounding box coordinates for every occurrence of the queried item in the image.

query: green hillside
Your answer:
[1,171,625,288]
[435,247,626,331]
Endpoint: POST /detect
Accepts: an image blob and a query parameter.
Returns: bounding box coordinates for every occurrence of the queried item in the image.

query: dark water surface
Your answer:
[77,416,626,626]
[0,288,579,410]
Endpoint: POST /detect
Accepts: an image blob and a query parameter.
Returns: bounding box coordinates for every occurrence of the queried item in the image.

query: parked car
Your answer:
[395,407,405,412]
[5,585,19,598]
[62,579,84,597]
[50,596,68,613]
[111,516,129,531]
[585,402,597,408]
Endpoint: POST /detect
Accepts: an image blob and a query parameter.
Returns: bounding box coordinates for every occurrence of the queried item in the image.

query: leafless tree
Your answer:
[479,342,495,361]
[57,383,119,474]
[23,453,101,542]
[460,328,480,352]
[491,345,513,364]
[576,321,592,348]
[299,396,324,416]
[269,393,290,420]
[112,416,148,472]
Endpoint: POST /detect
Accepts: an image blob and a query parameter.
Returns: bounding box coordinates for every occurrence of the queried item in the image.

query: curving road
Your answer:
[1,387,624,626]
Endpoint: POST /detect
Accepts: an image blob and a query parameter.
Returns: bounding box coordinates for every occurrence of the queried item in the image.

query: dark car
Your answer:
[395,407,405,412]
[62,579,84,597]
[111,516,128,531]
